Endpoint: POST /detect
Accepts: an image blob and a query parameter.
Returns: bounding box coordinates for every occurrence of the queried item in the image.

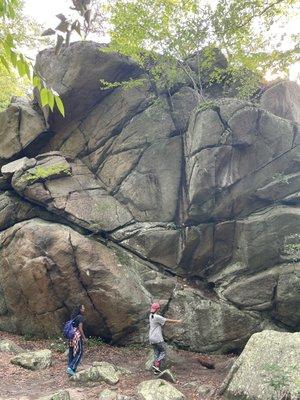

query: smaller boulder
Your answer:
[71,361,120,385]
[98,390,132,400]
[0,339,23,354]
[38,390,71,400]
[10,349,52,370]
[137,379,185,400]
[98,389,118,400]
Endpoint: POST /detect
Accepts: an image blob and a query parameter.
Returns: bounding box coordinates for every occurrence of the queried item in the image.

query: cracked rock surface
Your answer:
[0,41,299,352]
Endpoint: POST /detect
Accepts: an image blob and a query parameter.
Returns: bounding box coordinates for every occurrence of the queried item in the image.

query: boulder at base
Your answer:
[220,330,300,400]
[71,361,121,384]
[10,349,52,370]
[38,390,71,400]
[137,379,185,400]
[0,339,23,354]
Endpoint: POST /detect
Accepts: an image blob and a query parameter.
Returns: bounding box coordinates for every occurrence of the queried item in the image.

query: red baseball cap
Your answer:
[150,303,160,313]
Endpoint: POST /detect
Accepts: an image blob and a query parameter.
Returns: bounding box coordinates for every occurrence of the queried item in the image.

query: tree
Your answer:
[106,0,300,99]
[0,0,65,115]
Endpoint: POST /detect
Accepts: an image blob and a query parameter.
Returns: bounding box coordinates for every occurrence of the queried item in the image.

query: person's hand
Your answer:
[177,319,183,324]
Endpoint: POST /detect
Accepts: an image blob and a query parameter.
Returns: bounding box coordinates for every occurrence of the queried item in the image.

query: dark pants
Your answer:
[68,338,83,372]
[152,341,166,368]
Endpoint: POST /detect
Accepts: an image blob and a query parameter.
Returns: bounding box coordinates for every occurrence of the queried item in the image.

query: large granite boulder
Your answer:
[0,218,176,339]
[0,40,299,352]
[164,287,262,353]
[220,330,300,400]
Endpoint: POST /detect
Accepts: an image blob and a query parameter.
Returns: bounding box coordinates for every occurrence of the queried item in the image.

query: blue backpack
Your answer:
[63,319,75,340]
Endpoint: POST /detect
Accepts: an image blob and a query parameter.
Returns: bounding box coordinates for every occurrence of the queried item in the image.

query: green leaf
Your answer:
[24,62,31,80]
[16,59,26,77]
[10,50,17,67]
[47,90,55,111]
[33,75,42,89]
[54,95,65,116]
[40,87,49,107]
[0,55,10,71]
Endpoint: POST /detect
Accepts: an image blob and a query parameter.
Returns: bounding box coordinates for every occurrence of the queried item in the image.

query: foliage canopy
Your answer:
[107,0,300,98]
[0,0,65,115]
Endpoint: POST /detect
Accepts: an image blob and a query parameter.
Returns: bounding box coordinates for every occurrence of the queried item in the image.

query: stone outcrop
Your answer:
[220,330,300,400]
[0,40,299,352]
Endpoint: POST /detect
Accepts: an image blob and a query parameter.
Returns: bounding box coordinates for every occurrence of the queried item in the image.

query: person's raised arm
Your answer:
[165,318,182,324]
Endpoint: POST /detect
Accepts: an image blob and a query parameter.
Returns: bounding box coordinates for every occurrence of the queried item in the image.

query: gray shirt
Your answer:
[149,313,167,344]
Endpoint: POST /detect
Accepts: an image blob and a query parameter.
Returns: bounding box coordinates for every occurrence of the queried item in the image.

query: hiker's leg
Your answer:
[152,343,160,362]
[152,343,161,371]
[70,339,83,372]
[156,342,166,369]
[67,346,74,368]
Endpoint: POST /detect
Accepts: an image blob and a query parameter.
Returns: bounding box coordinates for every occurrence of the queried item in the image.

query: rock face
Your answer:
[220,330,300,400]
[0,98,46,166]
[35,41,144,130]
[0,40,299,352]
[261,80,300,124]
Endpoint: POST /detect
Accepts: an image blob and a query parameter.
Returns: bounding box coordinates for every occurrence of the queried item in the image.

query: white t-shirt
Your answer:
[149,313,166,344]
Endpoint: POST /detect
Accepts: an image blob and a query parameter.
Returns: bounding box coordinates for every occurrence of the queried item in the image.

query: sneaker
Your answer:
[152,364,161,374]
[66,367,75,376]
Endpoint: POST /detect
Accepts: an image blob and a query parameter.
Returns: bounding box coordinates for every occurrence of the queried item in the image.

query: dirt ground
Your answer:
[0,331,236,399]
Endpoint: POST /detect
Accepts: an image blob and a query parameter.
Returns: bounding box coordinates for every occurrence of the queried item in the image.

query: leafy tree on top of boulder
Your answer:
[106,0,300,99]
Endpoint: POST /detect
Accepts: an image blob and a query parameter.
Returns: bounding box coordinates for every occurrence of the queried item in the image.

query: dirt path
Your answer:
[0,331,235,399]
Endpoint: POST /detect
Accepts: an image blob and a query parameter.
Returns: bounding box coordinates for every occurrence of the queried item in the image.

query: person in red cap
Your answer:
[149,302,182,373]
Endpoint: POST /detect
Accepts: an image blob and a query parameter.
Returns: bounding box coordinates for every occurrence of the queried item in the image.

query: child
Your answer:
[66,304,88,376]
[149,302,182,373]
